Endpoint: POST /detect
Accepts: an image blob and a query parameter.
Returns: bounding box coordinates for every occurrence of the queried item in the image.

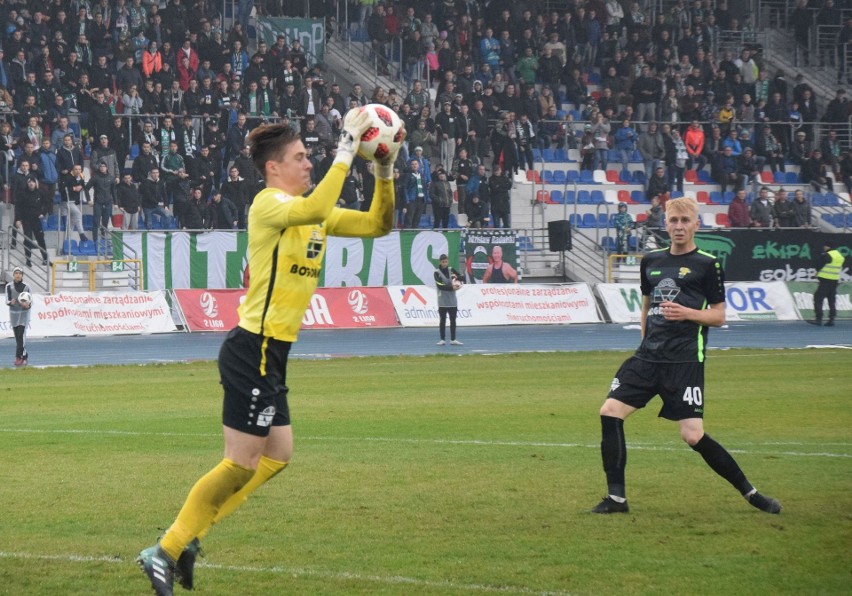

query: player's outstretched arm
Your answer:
[278,109,373,227]
[326,127,404,238]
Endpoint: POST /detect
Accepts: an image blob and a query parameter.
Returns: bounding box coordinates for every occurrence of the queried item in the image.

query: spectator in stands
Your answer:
[591,111,611,171]
[613,203,634,254]
[139,168,170,230]
[750,187,774,228]
[668,128,688,193]
[772,189,796,228]
[637,121,665,188]
[647,165,669,203]
[820,130,842,176]
[840,149,852,194]
[727,189,751,228]
[791,189,812,228]
[429,167,452,229]
[60,163,90,242]
[715,145,742,193]
[404,159,428,228]
[117,173,141,231]
[613,120,637,173]
[580,124,596,171]
[801,148,834,193]
[489,164,512,229]
[763,130,786,174]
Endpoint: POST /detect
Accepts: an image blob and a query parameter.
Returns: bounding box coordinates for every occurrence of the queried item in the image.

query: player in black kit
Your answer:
[591,197,781,515]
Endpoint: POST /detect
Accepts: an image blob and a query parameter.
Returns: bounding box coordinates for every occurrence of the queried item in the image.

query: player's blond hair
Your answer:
[665,197,699,219]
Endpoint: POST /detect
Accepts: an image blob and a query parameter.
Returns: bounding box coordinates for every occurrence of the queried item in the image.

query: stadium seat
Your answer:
[617,189,631,203]
[592,170,607,183]
[631,190,646,203]
[619,169,633,183]
[553,170,567,184]
[760,171,774,183]
[418,214,432,228]
[697,170,713,183]
[708,191,722,204]
[597,213,609,227]
[716,213,731,227]
[569,110,582,121]
[628,235,638,250]
[608,213,618,227]
[448,214,460,228]
[542,170,555,184]
[632,150,642,162]
[582,213,597,228]
[696,191,710,203]
[811,193,824,206]
[606,170,621,183]
[562,190,575,204]
[577,190,591,204]
[567,149,581,162]
[549,190,563,203]
[542,148,555,162]
[526,169,542,183]
[632,170,646,185]
[785,172,800,184]
[83,214,93,230]
[824,193,840,206]
[569,213,582,227]
[555,148,569,162]
[604,189,620,204]
[671,191,684,199]
[588,71,601,84]
[636,213,648,223]
[129,144,140,159]
[601,236,616,251]
[61,239,78,255]
[773,171,785,183]
[78,240,97,255]
[591,190,605,204]
[845,212,852,227]
[536,190,550,203]
[684,170,698,183]
[566,170,580,183]
[533,148,543,162]
[721,191,735,205]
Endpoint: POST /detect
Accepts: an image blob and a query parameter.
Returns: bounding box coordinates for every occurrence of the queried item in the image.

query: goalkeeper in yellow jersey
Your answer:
[138,109,401,595]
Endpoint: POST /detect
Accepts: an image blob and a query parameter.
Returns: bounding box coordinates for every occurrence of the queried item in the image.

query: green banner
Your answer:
[786,282,852,320]
[463,229,519,284]
[256,17,324,66]
[112,230,461,290]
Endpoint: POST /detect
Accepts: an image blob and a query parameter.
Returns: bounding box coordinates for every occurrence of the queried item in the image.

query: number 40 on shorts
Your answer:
[682,387,703,406]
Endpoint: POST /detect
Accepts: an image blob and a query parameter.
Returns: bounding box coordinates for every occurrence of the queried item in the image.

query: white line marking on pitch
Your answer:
[0,551,572,595]
[0,428,849,458]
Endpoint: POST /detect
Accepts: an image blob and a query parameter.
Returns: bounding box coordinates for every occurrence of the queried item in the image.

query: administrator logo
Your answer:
[200,291,218,317]
[400,287,427,305]
[347,289,369,314]
[256,406,275,427]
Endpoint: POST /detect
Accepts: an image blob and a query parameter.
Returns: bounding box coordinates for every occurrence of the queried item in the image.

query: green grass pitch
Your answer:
[0,349,849,595]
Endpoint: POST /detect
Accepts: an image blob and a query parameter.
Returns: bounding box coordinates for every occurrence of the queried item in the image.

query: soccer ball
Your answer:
[357,104,405,162]
[17,291,31,308]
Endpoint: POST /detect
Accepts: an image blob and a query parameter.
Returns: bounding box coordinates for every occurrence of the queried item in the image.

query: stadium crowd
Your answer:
[0,0,848,239]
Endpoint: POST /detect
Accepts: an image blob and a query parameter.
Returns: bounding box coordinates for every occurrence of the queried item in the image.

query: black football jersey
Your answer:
[636,247,726,363]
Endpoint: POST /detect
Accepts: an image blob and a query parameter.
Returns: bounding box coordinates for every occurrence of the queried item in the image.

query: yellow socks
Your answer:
[159,458,254,561]
[196,455,289,541]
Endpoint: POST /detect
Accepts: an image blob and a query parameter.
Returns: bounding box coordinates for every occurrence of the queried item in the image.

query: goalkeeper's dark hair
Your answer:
[247,122,301,178]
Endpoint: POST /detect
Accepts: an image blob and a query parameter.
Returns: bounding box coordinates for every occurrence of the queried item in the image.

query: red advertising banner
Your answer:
[174,288,399,332]
[175,289,244,332]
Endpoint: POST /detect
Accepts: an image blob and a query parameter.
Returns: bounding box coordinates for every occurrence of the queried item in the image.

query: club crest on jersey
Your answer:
[678,267,691,279]
[652,278,681,303]
[306,229,324,259]
[610,377,620,392]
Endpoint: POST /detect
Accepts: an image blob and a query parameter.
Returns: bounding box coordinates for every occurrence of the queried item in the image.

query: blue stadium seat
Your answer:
[628,235,638,250]
[721,191,734,205]
[631,190,646,203]
[632,150,642,162]
[569,110,582,121]
[785,172,800,184]
[418,214,432,228]
[555,148,569,162]
[619,169,632,183]
[582,213,597,227]
[824,193,839,206]
[77,240,97,255]
[773,171,786,184]
[566,170,580,183]
[556,109,566,119]
[579,170,595,183]
[587,71,601,84]
[129,144,140,159]
[846,213,852,227]
[597,213,609,228]
[569,213,582,227]
[591,190,605,204]
[811,193,824,206]
[577,190,591,204]
[671,191,684,199]
[562,190,575,204]
[448,214,459,228]
[821,213,833,223]
[709,191,723,204]
[542,170,555,184]
[61,239,78,255]
[533,148,543,161]
[632,170,646,185]
[608,213,618,228]
[542,148,555,162]
[550,190,563,203]
[601,236,617,251]
[697,170,713,183]
[517,236,537,251]
[553,170,567,184]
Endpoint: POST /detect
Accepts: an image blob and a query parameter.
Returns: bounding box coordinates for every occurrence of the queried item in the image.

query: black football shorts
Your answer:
[218,327,292,436]
[608,356,706,420]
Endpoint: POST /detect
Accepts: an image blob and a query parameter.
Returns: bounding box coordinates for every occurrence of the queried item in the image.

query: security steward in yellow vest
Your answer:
[807,240,845,326]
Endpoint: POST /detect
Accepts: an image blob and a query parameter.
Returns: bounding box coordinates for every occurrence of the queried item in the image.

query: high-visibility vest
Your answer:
[817,249,843,281]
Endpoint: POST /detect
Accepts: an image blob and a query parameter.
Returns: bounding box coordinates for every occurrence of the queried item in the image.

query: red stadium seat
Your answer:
[696,191,710,203]
[617,189,631,203]
[684,170,698,183]
[606,170,621,183]
[715,213,730,227]
[536,190,550,203]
